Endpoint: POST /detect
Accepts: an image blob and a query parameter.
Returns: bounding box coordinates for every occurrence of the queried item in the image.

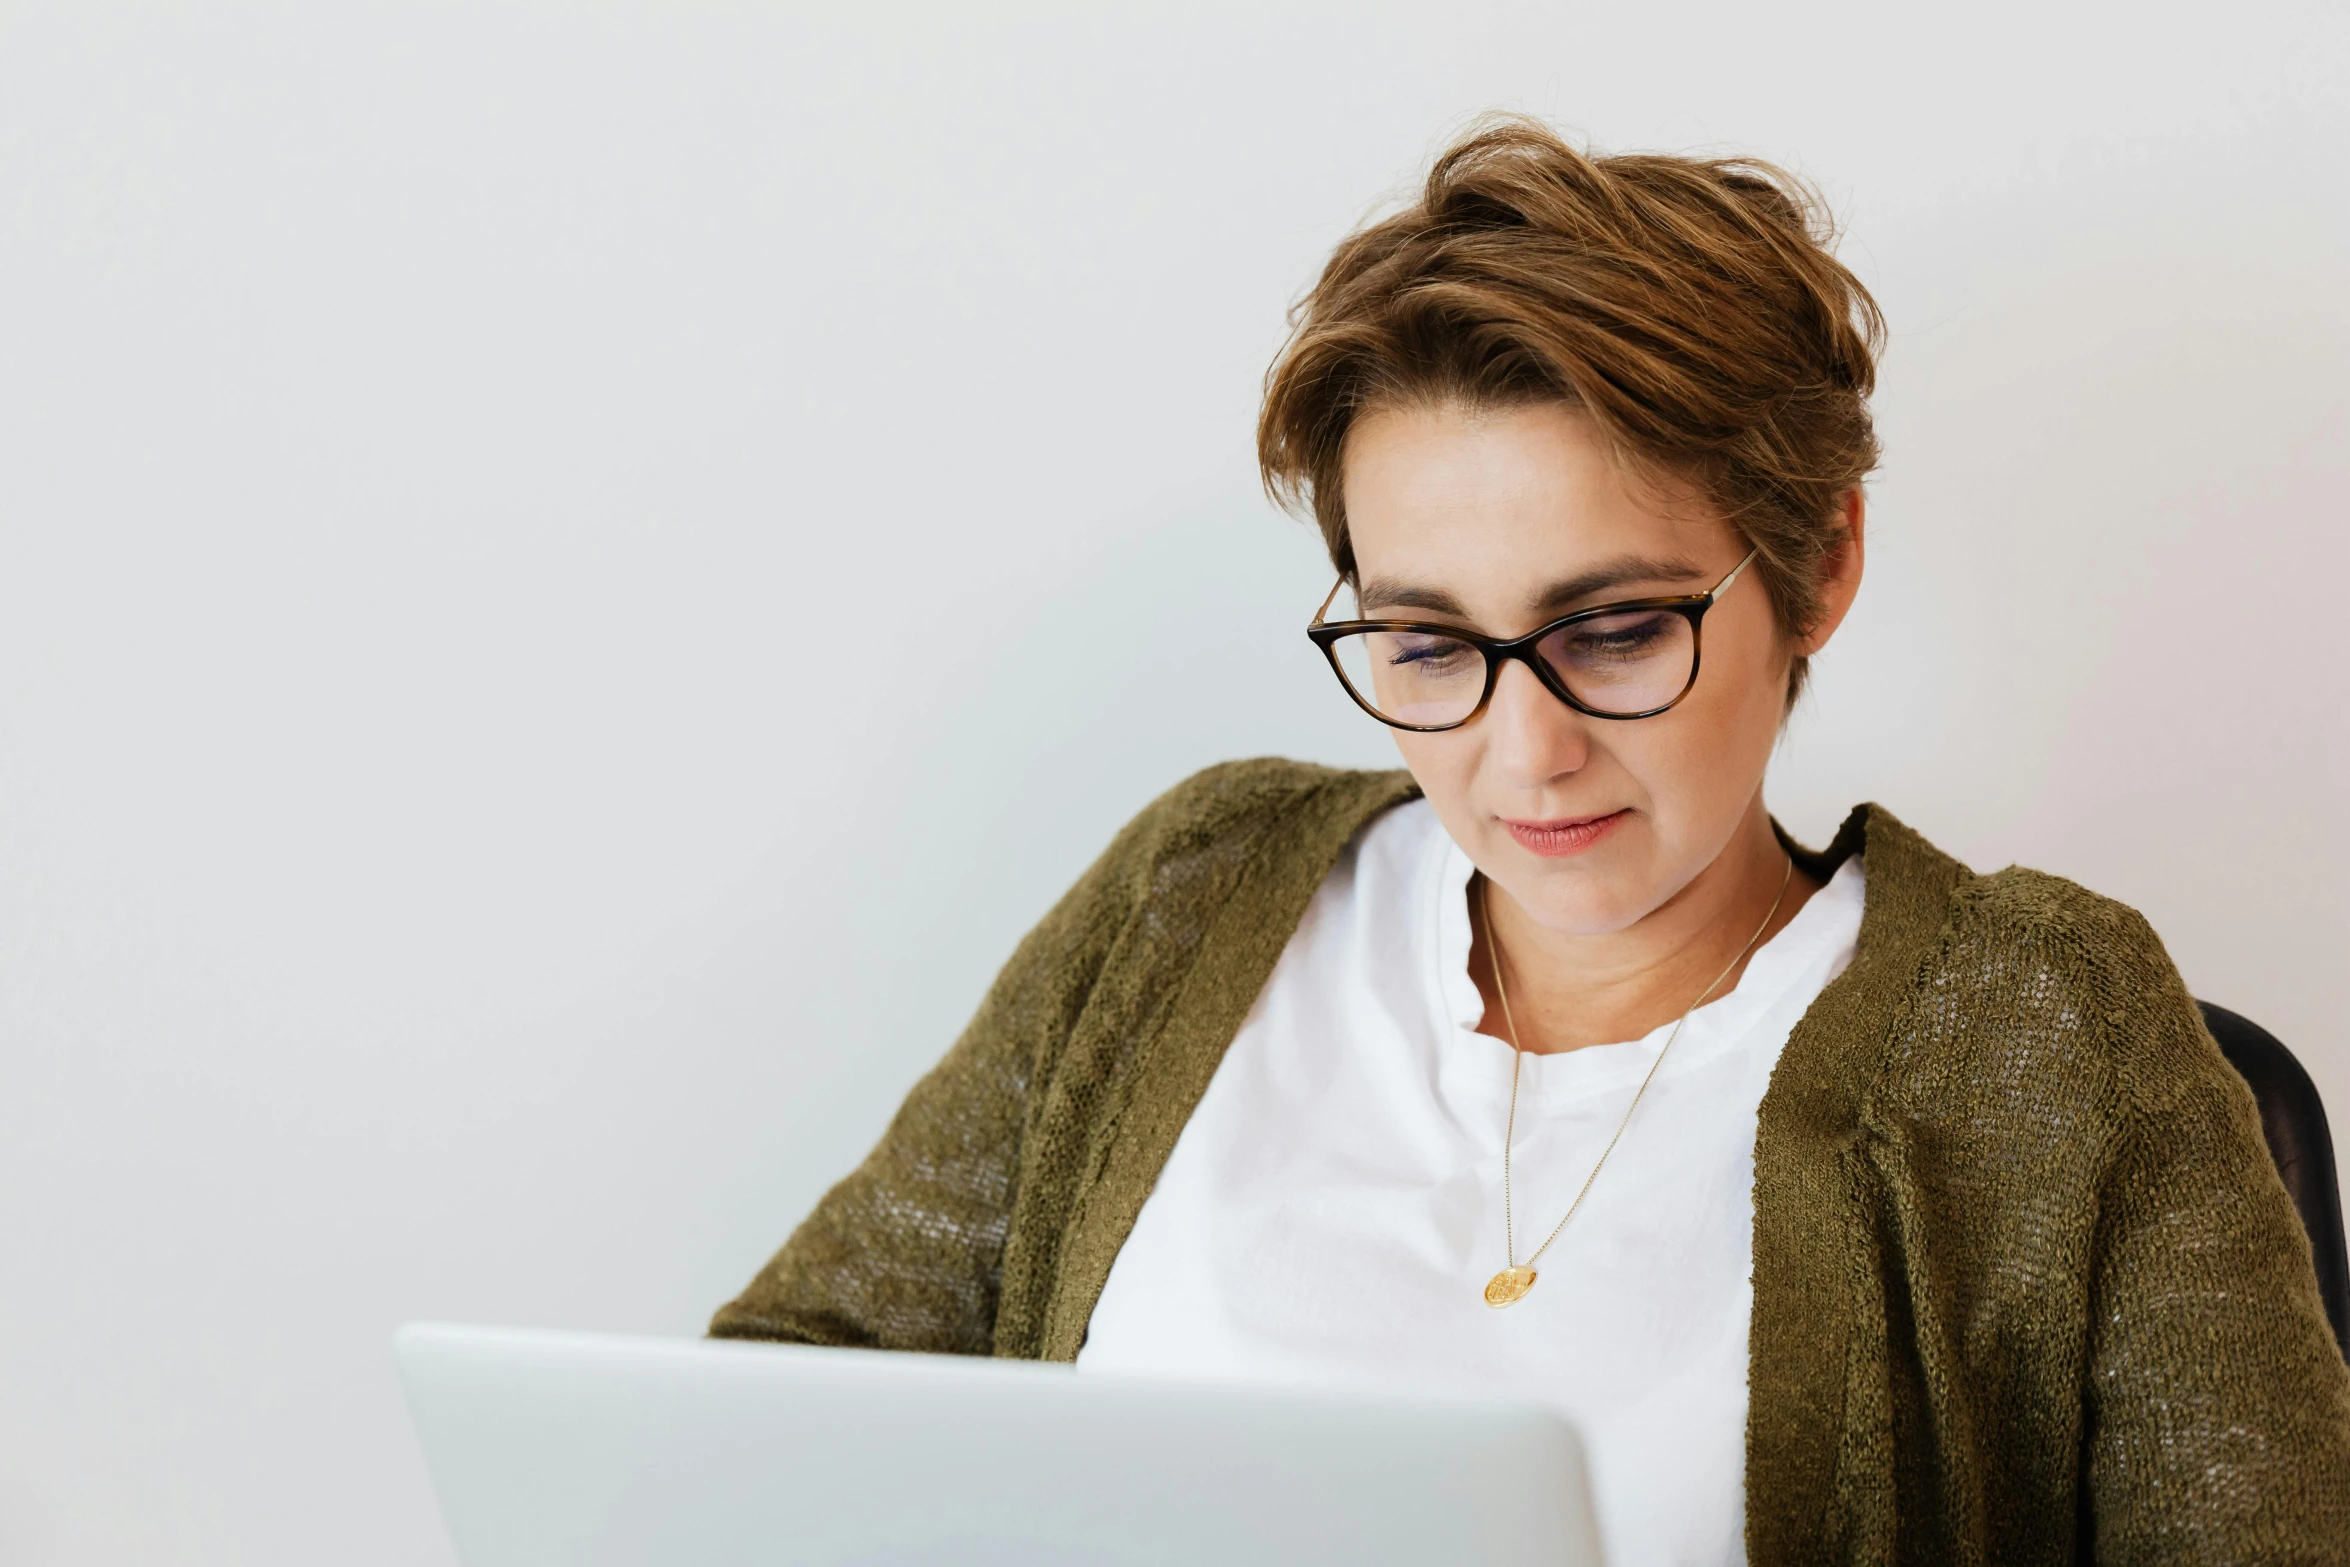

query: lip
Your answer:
[1501,809,1630,858]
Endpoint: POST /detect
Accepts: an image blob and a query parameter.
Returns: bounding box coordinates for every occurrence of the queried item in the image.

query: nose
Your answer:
[1481,654,1591,788]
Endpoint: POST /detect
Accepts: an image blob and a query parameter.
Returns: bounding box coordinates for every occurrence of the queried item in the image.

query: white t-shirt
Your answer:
[1077,798,1866,1567]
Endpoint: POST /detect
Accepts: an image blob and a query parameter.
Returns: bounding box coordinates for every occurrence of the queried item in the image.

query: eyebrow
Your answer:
[1355,554,1712,620]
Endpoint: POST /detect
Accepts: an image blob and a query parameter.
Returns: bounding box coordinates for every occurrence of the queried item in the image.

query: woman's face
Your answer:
[1340,400,1845,937]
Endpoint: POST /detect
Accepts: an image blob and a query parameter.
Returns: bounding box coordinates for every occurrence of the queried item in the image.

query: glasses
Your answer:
[1306,549,1759,731]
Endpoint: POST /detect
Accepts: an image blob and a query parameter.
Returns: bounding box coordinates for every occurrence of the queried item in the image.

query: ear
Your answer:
[1793,489,1866,656]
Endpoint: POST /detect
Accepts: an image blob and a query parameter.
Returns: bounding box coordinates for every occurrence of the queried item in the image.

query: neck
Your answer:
[1470,794,1816,1054]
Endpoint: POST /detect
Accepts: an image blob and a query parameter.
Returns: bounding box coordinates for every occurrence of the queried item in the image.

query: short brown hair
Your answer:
[1258,115,1884,703]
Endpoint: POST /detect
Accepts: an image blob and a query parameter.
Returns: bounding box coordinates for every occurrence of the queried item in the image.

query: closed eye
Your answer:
[1387,634,1476,669]
[1553,611,1679,661]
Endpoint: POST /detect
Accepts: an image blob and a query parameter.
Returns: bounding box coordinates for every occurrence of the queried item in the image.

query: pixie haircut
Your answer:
[1258,115,1884,704]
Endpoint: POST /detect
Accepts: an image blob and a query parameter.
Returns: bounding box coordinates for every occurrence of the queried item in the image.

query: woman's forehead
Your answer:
[1342,403,1726,571]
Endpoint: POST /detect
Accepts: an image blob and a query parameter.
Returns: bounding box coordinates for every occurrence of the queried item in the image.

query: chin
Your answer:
[1489,836,1662,936]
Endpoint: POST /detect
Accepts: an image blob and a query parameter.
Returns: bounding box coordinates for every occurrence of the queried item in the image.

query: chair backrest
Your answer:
[2197,1001,2350,1361]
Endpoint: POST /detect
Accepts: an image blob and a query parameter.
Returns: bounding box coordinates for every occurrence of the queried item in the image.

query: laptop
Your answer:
[394,1322,1604,1566]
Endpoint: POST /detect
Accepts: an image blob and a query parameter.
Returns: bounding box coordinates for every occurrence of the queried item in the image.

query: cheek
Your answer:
[1387,729,1492,840]
[1646,625,1789,805]
[1388,728,1472,792]
[1574,610,1786,831]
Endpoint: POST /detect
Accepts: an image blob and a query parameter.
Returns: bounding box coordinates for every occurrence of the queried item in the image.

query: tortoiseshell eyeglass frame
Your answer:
[1305,547,1761,731]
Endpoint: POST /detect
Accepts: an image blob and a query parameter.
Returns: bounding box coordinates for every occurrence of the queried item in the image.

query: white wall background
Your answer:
[2,1,2344,1560]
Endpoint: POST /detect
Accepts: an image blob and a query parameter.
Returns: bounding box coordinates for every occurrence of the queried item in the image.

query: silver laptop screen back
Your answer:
[395,1323,1603,1567]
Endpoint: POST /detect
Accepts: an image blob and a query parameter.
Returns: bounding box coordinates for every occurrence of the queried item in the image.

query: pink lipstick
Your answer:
[1502,810,1629,858]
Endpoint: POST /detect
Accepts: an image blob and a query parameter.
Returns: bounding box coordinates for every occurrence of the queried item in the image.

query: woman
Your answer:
[712,119,2350,1562]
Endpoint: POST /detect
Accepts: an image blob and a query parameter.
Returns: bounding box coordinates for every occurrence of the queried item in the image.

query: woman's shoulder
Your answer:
[1100,758,1421,882]
[1858,803,2178,987]
[1013,761,1422,981]
[1853,804,2221,1113]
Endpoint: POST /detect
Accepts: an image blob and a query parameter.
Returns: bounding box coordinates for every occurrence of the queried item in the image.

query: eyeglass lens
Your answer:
[1328,606,1696,726]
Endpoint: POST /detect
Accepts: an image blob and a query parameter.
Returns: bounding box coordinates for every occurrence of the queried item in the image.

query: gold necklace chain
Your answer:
[1479,855,1793,1309]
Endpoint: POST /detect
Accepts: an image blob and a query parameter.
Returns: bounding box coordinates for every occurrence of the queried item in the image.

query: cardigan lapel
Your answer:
[1039,768,1423,1360]
[1746,804,1968,1563]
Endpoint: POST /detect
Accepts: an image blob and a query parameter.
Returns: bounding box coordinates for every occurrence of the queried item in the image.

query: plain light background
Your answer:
[2,1,2345,1560]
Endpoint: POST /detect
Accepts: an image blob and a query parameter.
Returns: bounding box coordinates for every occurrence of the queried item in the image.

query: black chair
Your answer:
[2197,1001,2350,1361]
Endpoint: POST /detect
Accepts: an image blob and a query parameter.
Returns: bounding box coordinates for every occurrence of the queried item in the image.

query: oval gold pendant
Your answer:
[1483,1266,1537,1308]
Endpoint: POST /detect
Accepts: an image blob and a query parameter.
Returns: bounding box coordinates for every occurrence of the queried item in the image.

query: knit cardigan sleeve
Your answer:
[2081,907,2350,1561]
[705,759,1409,1356]
[703,782,1163,1354]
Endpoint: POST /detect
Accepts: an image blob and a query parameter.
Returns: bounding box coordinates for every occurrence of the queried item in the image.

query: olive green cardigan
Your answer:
[714,759,2350,1563]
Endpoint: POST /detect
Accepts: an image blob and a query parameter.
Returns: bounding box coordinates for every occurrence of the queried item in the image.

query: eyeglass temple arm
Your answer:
[1711,547,1760,600]
[1310,575,1348,627]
